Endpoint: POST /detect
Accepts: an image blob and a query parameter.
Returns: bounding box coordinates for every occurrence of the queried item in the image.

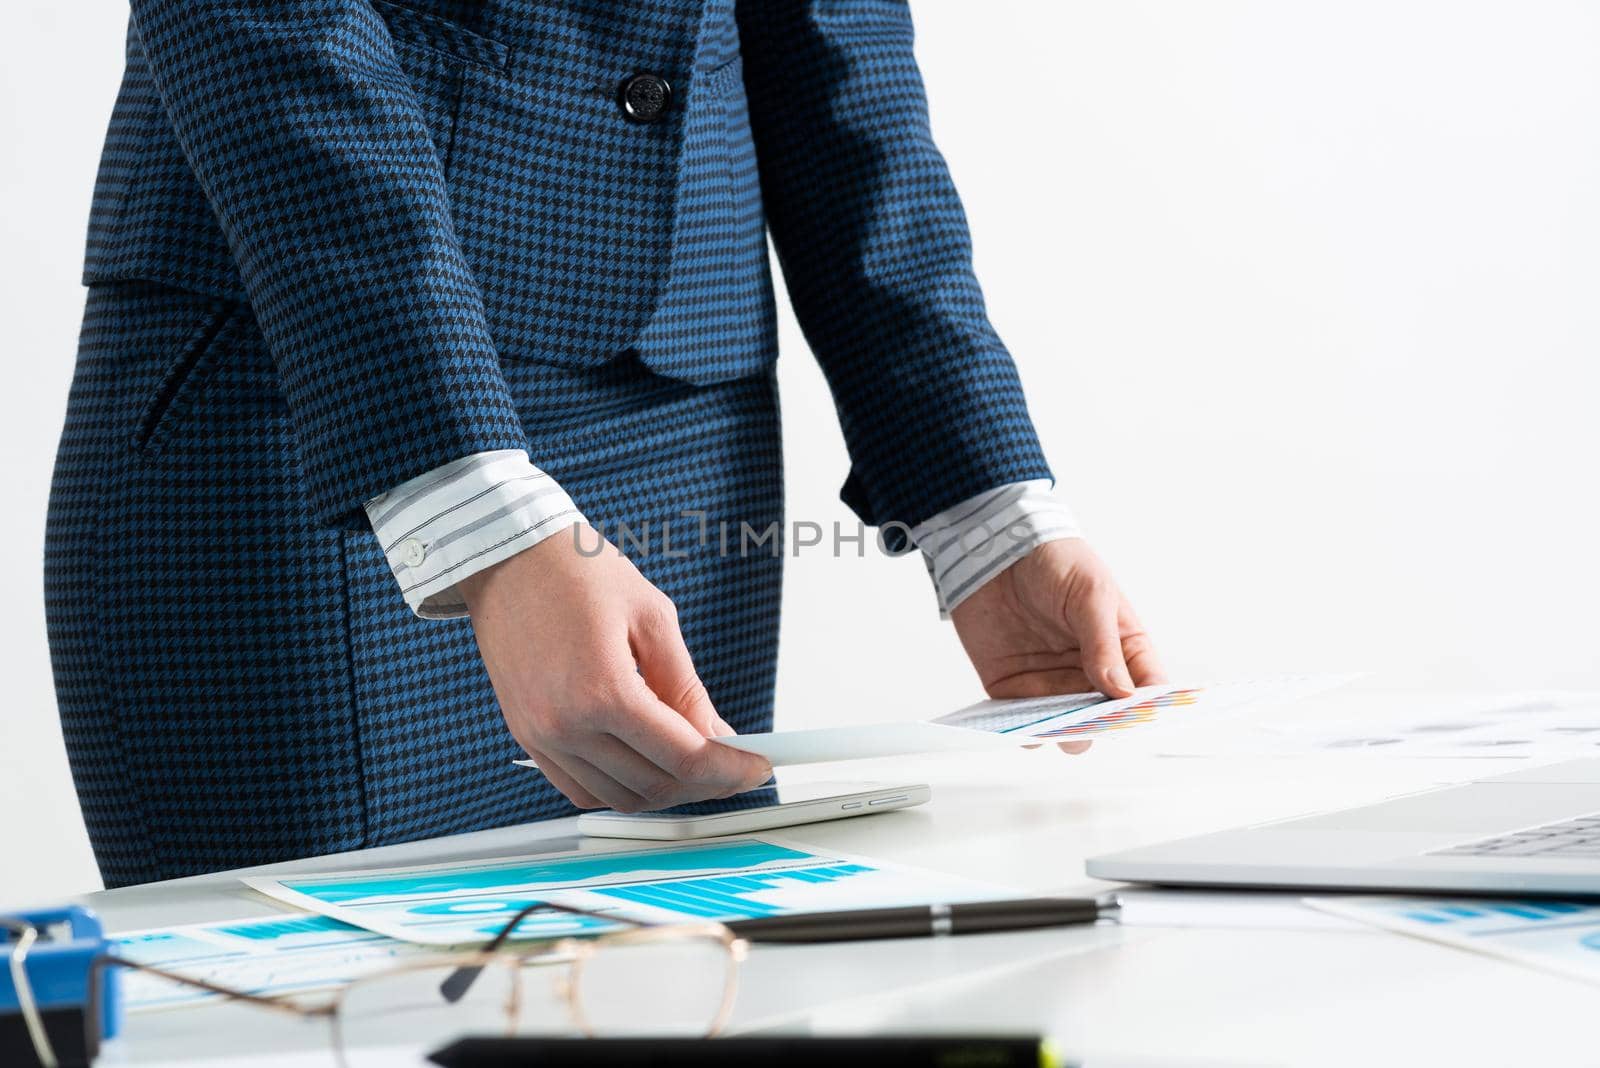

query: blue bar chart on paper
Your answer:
[593,862,877,919]
[1307,896,1600,987]
[114,914,429,1010]
[1396,901,1594,926]
[245,839,1011,945]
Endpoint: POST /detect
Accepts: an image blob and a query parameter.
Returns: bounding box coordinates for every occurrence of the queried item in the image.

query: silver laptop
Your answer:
[1087,758,1600,894]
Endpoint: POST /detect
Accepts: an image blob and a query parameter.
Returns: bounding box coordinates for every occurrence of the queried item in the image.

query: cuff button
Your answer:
[398,538,427,569]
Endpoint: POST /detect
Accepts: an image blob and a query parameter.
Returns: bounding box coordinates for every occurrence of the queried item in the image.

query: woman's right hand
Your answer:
[458,525,772,812]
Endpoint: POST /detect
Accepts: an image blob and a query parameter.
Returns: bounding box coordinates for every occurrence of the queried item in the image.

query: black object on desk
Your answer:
[724,896,1117,944]
[431,1036,1064,1068]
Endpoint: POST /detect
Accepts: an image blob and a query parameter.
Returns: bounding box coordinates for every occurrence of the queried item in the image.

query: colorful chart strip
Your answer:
[1035,688,1202,738]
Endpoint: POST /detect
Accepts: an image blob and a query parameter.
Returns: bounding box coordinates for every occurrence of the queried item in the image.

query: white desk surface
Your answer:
[74,692,1600,1067]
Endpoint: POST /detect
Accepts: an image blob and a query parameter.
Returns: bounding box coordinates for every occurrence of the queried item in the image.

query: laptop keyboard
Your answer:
[1431,813,1600,858]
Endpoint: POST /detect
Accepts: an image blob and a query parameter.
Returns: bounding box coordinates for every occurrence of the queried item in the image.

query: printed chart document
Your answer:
[1160,690,1600,760]
[707,676,1350,766]
[113,913,429,1011]
[244,837,1014,946]
[1306,896,1600,987]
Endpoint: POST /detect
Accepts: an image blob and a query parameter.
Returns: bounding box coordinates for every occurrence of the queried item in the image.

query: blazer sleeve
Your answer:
[127,1,529,527]
[736,0,1054,546]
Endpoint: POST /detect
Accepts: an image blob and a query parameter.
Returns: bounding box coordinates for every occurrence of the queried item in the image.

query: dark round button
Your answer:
[619,72,672,123]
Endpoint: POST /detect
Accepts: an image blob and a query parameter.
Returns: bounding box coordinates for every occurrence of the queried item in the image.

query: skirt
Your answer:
[45,281,784,887]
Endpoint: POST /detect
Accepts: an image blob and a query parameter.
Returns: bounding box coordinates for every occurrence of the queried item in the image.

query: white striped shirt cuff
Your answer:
[909,479,1083,616]
[364,450,585,620]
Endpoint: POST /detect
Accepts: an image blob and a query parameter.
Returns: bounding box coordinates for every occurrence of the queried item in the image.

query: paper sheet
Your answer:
[702,721,1019,765]
[1305,895,1600,986]
[244,837,1016,946]
[1114,888,1365,932]
[112,913,430,1011]
[1159,690,1600,759]
[716,675,1352,766]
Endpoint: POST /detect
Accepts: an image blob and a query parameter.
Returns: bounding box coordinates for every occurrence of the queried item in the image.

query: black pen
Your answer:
[431,1036,1071,1068]
[722,895,1119,944]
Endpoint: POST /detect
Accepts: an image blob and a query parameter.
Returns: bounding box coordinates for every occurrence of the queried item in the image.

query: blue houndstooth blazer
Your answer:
[86,0,1051,535]
[53,0,1055,885]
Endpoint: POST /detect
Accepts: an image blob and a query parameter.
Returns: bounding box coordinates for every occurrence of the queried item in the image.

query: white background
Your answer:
[4,1,1598,903]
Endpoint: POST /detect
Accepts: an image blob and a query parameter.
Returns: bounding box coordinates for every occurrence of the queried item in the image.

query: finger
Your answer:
[583,733,709,810]
[546,748,653,813]
[1122,633,1167,687]
[1024,739,1091,754]
[1074,589,1136,697]
[604,678,772,793]
[1118,604,1167,686]
[987,667,1095,699]
[521,745,603,810]
[630,598,726,736]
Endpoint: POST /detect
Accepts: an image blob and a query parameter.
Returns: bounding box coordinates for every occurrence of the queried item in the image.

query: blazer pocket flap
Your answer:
[132,302,244,453]
[372,0,510,72]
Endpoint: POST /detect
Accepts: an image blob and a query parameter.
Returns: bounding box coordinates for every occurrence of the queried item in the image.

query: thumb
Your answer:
[631,598,730,737]
[1074,588,1136,698]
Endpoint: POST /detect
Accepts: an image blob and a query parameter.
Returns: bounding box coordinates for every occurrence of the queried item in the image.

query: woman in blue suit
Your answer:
[46,0,1163,886]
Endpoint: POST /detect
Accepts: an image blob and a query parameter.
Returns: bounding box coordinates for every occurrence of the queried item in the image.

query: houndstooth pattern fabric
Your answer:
[735,3,1053,543]
[47,285,784,886]
[53,0,1052,884]
[85,0,1051,537]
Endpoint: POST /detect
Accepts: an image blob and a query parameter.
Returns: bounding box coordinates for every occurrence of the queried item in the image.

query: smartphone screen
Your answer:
[623,779,891,819]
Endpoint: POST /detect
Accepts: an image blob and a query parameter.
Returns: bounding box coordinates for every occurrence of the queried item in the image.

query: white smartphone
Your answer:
[576,778,931,840]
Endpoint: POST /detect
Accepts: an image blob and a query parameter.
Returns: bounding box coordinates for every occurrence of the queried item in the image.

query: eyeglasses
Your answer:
[4,903,748,1068]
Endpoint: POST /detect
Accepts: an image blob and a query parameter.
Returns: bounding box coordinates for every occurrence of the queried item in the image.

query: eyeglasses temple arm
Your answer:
[440,900,652,1004]
[93,955,333,1017]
